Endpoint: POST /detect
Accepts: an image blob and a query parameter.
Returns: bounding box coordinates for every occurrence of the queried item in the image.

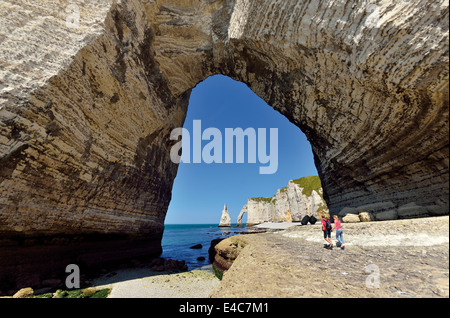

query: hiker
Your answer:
[333,215,345,250]
[320,214,333,249]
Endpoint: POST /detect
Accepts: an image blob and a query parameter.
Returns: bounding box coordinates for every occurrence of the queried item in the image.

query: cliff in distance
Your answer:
[237,176,329,226]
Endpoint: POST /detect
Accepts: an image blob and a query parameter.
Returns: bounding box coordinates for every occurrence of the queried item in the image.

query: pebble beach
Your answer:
[90,266,219,298]
[85,216,448,298]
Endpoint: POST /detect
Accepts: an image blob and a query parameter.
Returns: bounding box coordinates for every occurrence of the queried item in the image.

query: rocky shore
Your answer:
[212,216,449,297]
[10,217,447,298]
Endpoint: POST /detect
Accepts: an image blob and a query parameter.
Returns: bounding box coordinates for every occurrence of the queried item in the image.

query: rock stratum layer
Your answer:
[237,176,328,225]
[0,0,448,291]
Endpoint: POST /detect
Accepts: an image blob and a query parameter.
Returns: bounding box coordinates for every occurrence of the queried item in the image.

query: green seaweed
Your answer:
[212,264,224,281]
[29,288,111,298]
[88,288,111,298]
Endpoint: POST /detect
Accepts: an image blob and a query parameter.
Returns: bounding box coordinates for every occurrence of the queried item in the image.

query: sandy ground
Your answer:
[281,217,449,246]
[254,222,302,230]
[212,216,449,298]
[89,216,448,298]
[90,266,220,298]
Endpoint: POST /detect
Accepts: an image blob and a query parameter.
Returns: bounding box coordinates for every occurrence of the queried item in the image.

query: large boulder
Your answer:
[213,236,247,279]
[13,287,33,299]
[342,214,361,223]
[208,238,224,263]
[359,212,375,222]
[301,215,310,225]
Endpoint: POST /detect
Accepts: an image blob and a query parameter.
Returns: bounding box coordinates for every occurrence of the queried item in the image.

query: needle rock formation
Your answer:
[219,204,232,227]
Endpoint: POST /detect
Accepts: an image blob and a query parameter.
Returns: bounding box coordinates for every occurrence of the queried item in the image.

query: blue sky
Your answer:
[165,75,318,224]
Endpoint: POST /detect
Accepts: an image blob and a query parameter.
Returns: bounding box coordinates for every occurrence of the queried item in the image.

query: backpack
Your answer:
[325,219,332,231]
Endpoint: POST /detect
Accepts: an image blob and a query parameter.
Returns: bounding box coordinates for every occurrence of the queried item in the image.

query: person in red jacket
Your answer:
[320,214,333,249]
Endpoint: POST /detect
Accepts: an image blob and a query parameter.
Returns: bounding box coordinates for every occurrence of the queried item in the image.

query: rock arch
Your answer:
[0,0,448,291]
[237,205,248,227]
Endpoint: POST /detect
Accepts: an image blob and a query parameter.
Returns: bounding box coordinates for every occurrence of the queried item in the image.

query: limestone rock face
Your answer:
[237,177,328,226]
[238,200,276,226]
[0,0,448,291]
[339,200,449,222]
[219,204,231,227]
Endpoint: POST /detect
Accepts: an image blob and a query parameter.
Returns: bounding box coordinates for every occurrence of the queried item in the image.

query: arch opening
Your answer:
[161,74,325,269]
[165,74,319,225]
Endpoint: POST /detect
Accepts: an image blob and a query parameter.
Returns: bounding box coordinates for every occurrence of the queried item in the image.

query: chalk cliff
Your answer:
[237,176,328,226]
[0,0,448,292]
[219,204,231,227]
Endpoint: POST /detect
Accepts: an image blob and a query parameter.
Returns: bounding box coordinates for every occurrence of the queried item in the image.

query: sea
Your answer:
[160,224,254,270]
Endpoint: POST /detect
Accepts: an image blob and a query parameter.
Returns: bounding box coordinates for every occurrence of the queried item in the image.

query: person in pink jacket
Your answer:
[332,215,345,250]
